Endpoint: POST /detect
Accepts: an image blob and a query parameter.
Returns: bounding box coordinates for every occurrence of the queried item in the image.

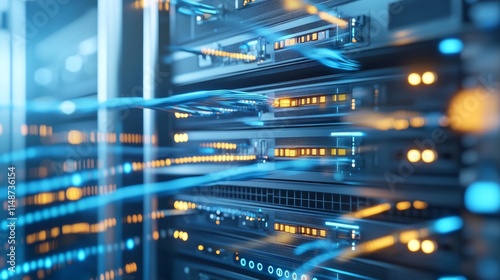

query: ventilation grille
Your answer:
[190,185,372,213]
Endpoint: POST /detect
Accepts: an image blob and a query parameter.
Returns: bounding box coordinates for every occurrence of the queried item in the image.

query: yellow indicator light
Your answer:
[350,203,392,219]
[422,72,436,85]
[421,240,436,254]
[410,117,426,127]
[421,149,437,163]
[338,149,346,156]
[274,149,279,156]
[332,95,337,101]
[320,230,326,237]
[394,119,409,130]
[285,225,290,232]
[285,149,290,157]
[338,94,347,101]
[396,201,412,211]
[274,42,279,50]
[407,239,420,252]
[407,149,421,163]
[312,149,317,156]
[312,229,317,236]
[319,149,325,156]
[289,150,297,157]
[399,230,419,243]
[215,250,221,255]
[306,5,318,14]
[181,232,189,241]
[201,48,256,61]
[312,33,318,40]
[319,96,326,103]
[280,99,291,107]
[312,97,318,104]
[173,230,179,239]
[408,73,421,86]
[280,224,284,231]
[331,148,337,156]
[290,227,297,234]
[413,200,428,210]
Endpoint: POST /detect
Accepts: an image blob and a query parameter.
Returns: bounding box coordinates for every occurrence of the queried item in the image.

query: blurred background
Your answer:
[1,0,500,280]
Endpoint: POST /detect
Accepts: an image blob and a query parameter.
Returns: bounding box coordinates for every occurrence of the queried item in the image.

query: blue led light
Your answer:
[37,259,43,268]
[325,221,359,229]
[2,270,9,279]
[438,38,463,55]
[240,258,246,267]
[78,250,86,261]
[126,239,135,250]
[257,263,263,271]
[71,174,82,186]
[438,276,467,280]
[248,261,255,269]
[26,213,33,224]
[123,163,132,174]
[44,258,52,269]
[330,132,364,137]
[50,207,58,217]
[433,216,463,234]
[67,203,76,213]
[30,261,36,270]
[22,263,29,273]
[58,254,65,263]
[268,265,274,274]
[465,181,500,213]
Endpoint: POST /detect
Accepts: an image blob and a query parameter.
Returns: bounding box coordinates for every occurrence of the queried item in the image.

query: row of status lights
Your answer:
[173,133,188,143]
[197,244,224,256]
[200,48,257,61]
[237,253,317,280]
[407,239,437,254]
[22,184,116,207]
[200,142,238,149]
[66,130,156,145]
[407,149,438,163]
[19,124,53,137]
[273,94,348,108]
[174,112,189,118]
[173,201,197,211]
[26,218,117,245]
[131,154,257,170]
[172,230,189,241]
[274,30,327,50]
[275,147,349,157]
[274,222,327,238]
[408,72,437,86]
[90,262,137,280]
